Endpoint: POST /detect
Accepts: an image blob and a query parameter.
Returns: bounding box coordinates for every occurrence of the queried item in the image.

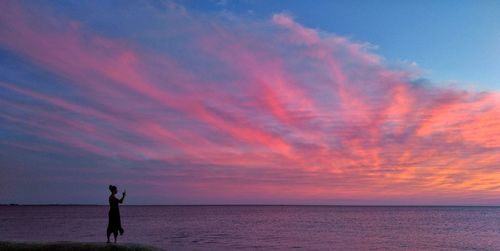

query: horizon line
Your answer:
[2,203,499,207]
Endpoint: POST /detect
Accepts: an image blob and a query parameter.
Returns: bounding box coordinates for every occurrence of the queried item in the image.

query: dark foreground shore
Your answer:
[0,241,164,251]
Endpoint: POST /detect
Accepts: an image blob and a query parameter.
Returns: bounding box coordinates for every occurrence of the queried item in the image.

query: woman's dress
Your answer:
[107,195,124,235]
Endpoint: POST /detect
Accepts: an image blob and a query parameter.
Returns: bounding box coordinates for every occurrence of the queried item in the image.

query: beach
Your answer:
[0,241,163,251]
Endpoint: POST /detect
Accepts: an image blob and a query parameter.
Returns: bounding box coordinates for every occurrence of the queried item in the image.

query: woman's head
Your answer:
[109,185,117,194]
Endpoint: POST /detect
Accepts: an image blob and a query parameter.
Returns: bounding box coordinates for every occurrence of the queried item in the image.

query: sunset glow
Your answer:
[1,1,499,205]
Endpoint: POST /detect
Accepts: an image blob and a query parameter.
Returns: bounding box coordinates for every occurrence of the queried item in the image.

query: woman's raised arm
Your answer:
[119,190,126,203]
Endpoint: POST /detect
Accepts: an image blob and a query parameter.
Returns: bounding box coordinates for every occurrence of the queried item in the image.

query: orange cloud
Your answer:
[1,2,499,204]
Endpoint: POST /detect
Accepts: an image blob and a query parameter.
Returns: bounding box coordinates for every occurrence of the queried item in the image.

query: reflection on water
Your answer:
[1,206,500,250]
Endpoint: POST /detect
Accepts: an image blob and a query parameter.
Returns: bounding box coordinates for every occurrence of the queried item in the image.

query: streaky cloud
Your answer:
[0,1,499,204]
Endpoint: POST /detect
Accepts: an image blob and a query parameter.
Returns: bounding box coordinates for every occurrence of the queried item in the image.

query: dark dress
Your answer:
[107,195,124,235]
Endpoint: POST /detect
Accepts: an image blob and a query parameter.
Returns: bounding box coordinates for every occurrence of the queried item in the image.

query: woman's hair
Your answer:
[109,185,117,192]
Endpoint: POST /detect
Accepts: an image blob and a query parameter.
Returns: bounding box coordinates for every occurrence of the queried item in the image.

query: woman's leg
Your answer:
[113,231,118,243]
[106,229,111,243]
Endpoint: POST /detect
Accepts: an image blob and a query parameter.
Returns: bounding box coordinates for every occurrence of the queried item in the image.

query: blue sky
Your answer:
[183,0,500,91]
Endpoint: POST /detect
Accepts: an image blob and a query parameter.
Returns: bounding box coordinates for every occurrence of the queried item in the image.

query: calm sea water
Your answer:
[1,206,500,250]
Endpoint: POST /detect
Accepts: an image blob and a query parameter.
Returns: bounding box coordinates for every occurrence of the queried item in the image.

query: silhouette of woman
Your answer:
[107,185,125,243]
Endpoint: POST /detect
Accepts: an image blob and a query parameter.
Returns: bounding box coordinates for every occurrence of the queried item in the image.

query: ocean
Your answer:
[1,205,500,250]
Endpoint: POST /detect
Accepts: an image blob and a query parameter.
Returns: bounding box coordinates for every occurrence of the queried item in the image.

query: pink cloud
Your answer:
[1,2,499,204]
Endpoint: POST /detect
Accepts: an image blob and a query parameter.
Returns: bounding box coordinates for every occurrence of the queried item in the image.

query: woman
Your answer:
[107,185,126,243]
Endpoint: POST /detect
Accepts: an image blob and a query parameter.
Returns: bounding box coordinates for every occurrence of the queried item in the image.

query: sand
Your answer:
[0,241,164,251]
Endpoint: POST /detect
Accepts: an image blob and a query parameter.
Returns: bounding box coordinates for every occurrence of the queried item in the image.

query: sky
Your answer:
[0,0,499,205]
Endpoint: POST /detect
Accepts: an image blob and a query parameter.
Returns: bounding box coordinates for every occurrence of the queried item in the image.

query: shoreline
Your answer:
[0,241,164,251]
